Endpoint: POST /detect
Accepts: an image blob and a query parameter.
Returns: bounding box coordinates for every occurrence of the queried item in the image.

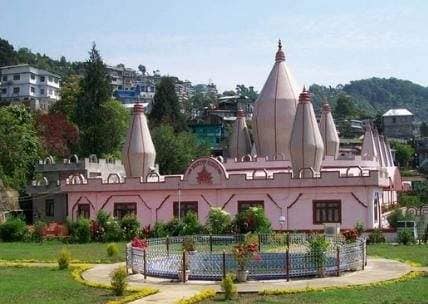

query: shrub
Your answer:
[367,228,386,244]
[233,207,271,234]
[308,234,330,277]
[32,220,46,242]
[180,212,203,235]
[57,248,71,270]
[398,229,415,245]
[355,221,364,236]
[221,273,237,300]
[93,210,110,241]
[387,208,414,228]
[152,222,169,237]
[107,243,119,258]
[166,218,184,236]
[70,218,91,243]
[111,266,128,296]
[206,207,232,235]
[105,219,123,242]
[120,215,140,240]
[0,216,28,242]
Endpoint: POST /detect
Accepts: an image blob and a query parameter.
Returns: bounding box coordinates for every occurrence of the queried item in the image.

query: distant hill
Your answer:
[310,78,428,121]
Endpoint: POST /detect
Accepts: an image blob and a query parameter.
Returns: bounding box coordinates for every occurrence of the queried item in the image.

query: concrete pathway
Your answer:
[82,258,413,304]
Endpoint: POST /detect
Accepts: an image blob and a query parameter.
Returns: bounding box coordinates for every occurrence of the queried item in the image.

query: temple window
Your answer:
[45,199,55,217]
[173,201,198,218]
[313,200,341,224]
[114,202,137,220]
[77,204,90,219]
[374,193,379,222]
[238,201,264,213]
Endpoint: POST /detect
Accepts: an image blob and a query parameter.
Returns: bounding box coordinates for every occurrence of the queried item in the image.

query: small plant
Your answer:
[57,247,71,270]
[308,234,330,277]
[367,228,386,244]
[355,221,364,236]
[110,266,128,296]
[342,229,358,243]
[105,219,123,242]
[232,238,260,271]
[180,212,204,235]
[221,273,237,300]
[182,236,195,252]
[120,215,140,240]
[107,243,119,258]
[398,229,415,245]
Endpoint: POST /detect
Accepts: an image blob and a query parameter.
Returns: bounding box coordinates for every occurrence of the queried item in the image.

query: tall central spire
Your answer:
[253,40,299,160]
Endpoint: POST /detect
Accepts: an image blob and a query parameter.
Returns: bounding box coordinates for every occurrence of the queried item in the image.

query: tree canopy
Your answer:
[0,106,41,190]
[49,74,81,122]
[391,141,415,168]
[151,125,210,175]
[149,77,187,132]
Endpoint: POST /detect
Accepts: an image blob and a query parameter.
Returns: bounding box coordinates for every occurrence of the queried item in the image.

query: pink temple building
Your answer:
[62,42,402,231]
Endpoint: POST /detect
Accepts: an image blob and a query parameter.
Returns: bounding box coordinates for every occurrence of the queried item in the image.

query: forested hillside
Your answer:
[310,78,428,121]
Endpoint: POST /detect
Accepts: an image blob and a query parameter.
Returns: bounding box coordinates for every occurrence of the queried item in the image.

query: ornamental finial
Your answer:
[275,39,285,62]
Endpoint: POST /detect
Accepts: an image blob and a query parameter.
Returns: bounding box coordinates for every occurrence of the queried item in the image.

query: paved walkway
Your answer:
[82,258,413,304]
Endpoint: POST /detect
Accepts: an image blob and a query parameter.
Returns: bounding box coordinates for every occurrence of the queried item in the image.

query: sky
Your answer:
[1,0,428,92]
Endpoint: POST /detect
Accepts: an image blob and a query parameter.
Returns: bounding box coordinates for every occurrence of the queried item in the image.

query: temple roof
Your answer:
[253,40,299,160]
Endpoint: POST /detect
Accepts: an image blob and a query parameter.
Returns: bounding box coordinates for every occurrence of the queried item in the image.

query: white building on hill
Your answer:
[0,64,61,112]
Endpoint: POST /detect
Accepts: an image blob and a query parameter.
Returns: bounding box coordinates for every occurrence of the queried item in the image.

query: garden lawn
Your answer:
[0,266,121,304]
[0,240,126,263]
[367,243,428,266]
[204,273,428,304]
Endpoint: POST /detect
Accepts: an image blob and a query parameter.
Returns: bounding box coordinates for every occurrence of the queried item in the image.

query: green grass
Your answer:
[204,273,428,303]
[0,240,126,263]
[0,266,121,304]
[367,243,428,266]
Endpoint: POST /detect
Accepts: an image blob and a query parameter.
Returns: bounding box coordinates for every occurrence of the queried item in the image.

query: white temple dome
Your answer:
[229,109,252,159]
[319,103,340,158]
[122,103,156,179]
[253,40,299,160]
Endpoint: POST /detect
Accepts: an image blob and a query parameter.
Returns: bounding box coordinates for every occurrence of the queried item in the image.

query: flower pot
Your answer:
[236,269,249,282]
[178,270,190,282]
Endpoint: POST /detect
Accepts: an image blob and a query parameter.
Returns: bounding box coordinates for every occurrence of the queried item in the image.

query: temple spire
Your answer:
[290,88,324,178]
[319,101,339,158]
[122,103,156,179]
[229,109,252,159]
[253,40,298,160]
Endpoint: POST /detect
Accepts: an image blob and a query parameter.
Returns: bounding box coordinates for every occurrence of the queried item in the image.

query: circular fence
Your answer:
[126,234,366,281]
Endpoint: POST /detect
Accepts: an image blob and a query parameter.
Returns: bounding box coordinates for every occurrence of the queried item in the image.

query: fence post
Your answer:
[210,234,213,252]
[166,236,170,255]
[222,250,226,279]
[362,241,365,270]
[258,234,262,251]
[143,249,147,280]
[286,246,290,282]
[336,246,340,277]
[130,246,136,274]
[182,250,187,283]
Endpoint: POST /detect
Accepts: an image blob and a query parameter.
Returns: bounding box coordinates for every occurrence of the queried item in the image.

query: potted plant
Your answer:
[232,240,259,282]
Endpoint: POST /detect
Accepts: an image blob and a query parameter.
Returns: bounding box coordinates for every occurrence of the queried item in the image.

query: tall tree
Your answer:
[75,43,112,156]
[98,99,129,158]
[152,125,210,174]
[49,74,81,122]
[420,122,428,137]
[334,95,358,120]
[36,113,79,158]
[149,77,187,132]
[0,38,17,66]
[391,141,415,168]
[0,106,41,190]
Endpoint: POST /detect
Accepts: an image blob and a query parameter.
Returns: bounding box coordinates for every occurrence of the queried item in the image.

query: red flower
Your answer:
[131,237,148,249]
